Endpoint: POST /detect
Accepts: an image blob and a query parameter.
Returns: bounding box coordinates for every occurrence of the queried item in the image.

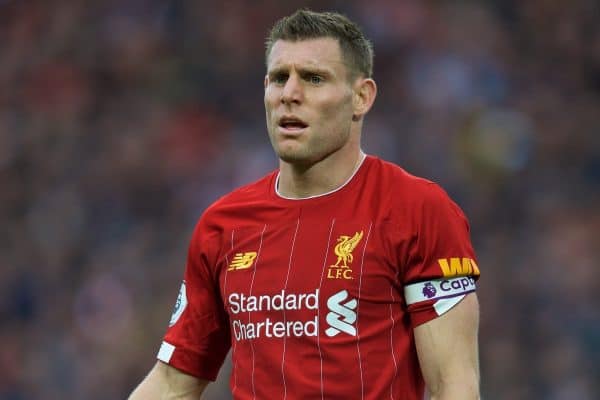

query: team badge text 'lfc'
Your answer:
[327,231,363,280]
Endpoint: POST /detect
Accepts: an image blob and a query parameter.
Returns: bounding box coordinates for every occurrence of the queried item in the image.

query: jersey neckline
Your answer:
[273,152,369,201]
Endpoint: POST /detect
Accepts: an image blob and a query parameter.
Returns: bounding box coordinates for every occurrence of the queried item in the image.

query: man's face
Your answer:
[264,38,356,166]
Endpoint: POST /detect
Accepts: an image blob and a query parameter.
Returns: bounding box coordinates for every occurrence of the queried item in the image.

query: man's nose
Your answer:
[281,75,302,105]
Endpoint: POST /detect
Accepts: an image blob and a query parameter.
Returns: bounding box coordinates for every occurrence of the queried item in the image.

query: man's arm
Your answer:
[128,361,209,400]
[414,293,480,400]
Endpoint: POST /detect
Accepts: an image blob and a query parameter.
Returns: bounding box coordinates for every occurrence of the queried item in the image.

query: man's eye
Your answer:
[309,75,323,84]
[273,74,288,84]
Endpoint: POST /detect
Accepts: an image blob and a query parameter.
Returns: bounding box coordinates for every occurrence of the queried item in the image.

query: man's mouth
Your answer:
[278,116,308,131]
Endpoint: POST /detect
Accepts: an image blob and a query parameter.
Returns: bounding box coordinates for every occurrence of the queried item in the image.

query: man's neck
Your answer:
[277,149,366,199]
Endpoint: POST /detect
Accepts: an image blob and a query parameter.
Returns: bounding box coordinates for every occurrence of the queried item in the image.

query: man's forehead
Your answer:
[267,38,346,70]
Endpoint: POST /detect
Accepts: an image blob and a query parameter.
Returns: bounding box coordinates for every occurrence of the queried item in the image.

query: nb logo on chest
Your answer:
[228,252,258,271]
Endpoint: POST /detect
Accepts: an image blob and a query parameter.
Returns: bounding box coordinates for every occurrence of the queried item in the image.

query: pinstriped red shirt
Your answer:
[158,155,479,399]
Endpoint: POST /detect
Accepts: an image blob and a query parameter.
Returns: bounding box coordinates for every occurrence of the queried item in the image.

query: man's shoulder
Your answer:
[215,171,277,207]
[198,170,278,227]
[367,156,465,225]
[367,155,439,195]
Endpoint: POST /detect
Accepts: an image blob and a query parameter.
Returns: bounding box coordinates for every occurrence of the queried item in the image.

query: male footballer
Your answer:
[130,9,480,400]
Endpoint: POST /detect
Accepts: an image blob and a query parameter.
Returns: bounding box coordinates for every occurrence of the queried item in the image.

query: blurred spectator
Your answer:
[1,0,598,398]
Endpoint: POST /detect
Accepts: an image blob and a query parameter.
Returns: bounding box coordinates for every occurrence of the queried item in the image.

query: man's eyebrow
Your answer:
[297,66,334,76]
[268,64,334,76]
[267,66,288,76]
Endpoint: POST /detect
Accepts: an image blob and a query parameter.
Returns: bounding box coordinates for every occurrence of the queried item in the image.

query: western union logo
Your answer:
[328,231,363,280]
[437,257,480,278]
[228,252,258,271]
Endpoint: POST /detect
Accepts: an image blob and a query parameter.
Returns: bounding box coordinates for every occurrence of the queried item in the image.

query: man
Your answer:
[130,9,480,400]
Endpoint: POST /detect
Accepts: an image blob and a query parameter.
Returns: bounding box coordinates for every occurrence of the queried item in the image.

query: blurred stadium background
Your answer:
[1,0,599,399]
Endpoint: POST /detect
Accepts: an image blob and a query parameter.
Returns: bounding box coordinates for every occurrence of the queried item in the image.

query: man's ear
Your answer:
[352,78,377,121]
[264,75,269,89]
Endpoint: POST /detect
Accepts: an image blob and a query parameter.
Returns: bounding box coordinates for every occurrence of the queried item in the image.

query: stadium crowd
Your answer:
[1,1,598,399]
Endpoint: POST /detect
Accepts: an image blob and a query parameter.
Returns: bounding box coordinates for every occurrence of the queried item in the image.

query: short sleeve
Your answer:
[156,219,231,381]
[402,183,480,327]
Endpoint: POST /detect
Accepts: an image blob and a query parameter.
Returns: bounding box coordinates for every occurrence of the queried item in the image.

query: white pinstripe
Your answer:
[355,222,372,400]
[280,219,300,400]
[222,229,234,297]
[225,230,237,396]
[248,224,267,400]
[317,219,336,400]
[388,286,398,399]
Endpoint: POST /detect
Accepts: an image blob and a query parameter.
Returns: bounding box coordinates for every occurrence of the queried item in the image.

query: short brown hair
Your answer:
[265,9,374,79]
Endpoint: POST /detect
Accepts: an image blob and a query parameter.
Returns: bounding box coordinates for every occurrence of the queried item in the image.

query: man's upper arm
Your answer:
[414,293,480,400]
[129,361,209,400]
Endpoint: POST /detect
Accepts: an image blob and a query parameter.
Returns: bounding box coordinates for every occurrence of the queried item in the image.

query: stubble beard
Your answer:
[273,138,314,166]
[270,128,353,169]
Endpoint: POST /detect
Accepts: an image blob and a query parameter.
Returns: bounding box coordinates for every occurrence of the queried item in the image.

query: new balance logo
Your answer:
[228,252,257,271]
[325,290,357,337]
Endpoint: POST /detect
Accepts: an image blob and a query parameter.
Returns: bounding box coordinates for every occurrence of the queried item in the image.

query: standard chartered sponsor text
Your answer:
[229,289,319,341]
[228,289,319,314]
[232,317,318,340]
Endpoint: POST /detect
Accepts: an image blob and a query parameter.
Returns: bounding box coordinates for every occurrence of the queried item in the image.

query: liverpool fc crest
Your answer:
[327,231,364,280]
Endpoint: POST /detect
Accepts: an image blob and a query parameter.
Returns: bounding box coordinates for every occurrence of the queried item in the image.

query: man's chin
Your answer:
[278,152,308,164]
[276,148,313,166]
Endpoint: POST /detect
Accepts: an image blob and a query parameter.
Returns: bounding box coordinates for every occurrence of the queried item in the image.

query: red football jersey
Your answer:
[157,155,480,399]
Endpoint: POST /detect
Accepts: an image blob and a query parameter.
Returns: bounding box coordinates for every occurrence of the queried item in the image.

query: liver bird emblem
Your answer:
[333,231,364,268]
